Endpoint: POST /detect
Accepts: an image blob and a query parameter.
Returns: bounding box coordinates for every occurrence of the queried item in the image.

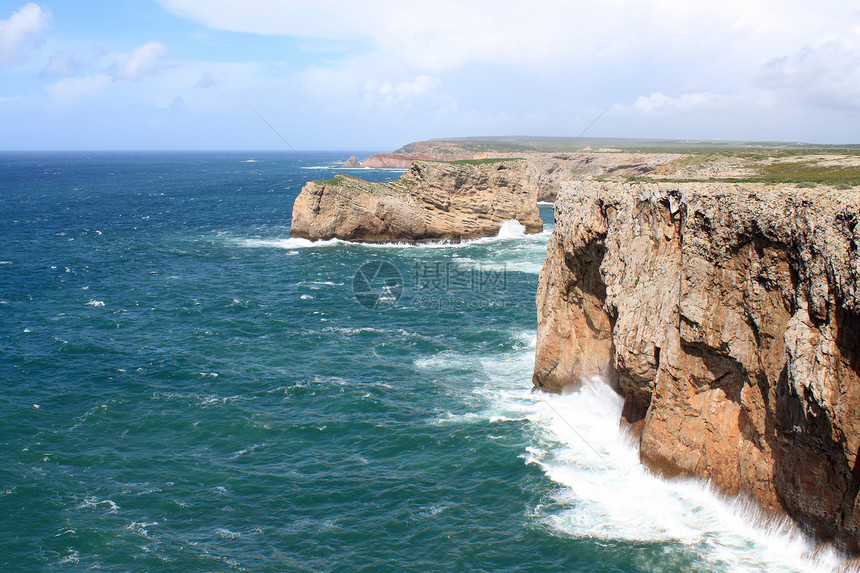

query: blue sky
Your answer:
[2,0,860,150]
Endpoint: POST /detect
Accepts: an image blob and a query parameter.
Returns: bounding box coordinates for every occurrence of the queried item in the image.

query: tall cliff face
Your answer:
[534,180,860,551]
[290,160,542,243]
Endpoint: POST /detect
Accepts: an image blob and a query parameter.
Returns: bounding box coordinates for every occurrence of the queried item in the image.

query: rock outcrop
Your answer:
[290,160,542,242]
[534,180,860,552]
[342,155,362,168]
[518,153,684,202]
[360,153,416,169]
[359,151,686,201]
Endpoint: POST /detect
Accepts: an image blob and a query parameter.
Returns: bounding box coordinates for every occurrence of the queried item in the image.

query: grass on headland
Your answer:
[314,174,348,185]
[756,162,860,188]
[627,151,860,188]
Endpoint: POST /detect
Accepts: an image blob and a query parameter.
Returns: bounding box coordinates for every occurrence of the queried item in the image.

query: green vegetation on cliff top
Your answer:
[399,136,860,155]
[444,157,524,166]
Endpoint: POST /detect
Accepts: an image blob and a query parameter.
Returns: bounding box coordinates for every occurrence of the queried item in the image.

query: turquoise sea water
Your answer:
[0,152,852,571]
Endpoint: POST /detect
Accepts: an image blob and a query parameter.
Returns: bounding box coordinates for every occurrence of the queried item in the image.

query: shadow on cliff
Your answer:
[772,306,860,554]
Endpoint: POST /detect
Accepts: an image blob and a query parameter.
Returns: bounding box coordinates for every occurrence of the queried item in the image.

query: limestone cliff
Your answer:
[534,180,860,552]
[290,160,542,242]
[518,153,684,202]
[358,150,684,201]
[360,153,416,169]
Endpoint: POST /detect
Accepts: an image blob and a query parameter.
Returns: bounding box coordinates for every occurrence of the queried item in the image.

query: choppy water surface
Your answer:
[0,152,852,571]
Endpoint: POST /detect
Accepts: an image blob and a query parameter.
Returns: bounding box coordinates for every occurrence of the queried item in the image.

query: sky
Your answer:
[1,0,860,150]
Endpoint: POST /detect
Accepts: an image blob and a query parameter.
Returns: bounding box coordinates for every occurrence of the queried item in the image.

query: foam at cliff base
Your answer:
[240,237,343,249]
[524,384,852,572]
[236,221,548,252]
[425,331,855,573]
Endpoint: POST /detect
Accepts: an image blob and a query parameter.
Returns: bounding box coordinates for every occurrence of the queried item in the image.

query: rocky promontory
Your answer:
[534,179,860,552]
[290,159,542,242]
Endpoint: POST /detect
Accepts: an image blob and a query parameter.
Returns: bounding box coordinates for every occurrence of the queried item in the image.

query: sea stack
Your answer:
[290,159,542,243]
[342,155,362,168]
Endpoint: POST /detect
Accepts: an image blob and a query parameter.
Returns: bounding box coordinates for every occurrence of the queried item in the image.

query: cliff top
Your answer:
[395,136,860,155]
[356,137,860,188]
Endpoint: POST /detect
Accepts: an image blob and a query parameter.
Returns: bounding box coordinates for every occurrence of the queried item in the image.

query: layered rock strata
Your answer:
[534,180,860,552]
[290,160,542,242]
[357,151,685,202]
[519,152,684,202]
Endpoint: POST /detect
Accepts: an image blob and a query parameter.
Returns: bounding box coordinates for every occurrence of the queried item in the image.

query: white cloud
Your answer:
[0,2,50,66]
[111,41,168,81]
[43,51,78,78]
[623,91,739,115]
[152,0,860,146]
[363,75,437,106]
[758,37,860,110]
[41,41,171,105]
[158,0,860,72]
[44,73,111,105]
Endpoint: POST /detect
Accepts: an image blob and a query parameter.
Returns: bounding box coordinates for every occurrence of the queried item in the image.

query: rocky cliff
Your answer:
[360,153,417,169]
[518,152,684,202]
[290,159,542,242]
[357,151,685,202]
[534,180,860,552]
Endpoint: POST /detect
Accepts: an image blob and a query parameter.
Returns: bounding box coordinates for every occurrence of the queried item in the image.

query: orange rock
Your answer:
[534,179,860,553]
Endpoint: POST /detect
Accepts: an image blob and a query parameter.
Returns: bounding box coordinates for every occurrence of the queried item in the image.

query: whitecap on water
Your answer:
[56,550,80,565]
[77,497,120,513]
[124,521,158,537]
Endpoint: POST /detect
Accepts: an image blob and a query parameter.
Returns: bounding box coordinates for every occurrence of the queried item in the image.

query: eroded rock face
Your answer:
[522,152,683,202]
[534,180,860,551]
[290,160,542,243]
[360,153,416,169]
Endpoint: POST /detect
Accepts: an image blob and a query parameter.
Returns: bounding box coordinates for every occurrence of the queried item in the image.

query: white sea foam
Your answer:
[124,521,158,537]
[57,550,80,565]
[497,219,526,239]
[77,497,120,513]
[300,280,343,288]
[235,222,552,252]
[525,384,854,572]
[231,443,268,458]
[85,299,105,307]
[425,327,856,573]
[241,237,343,249]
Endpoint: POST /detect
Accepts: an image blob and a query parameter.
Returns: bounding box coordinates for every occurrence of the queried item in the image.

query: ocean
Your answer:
[0,151,852,572]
